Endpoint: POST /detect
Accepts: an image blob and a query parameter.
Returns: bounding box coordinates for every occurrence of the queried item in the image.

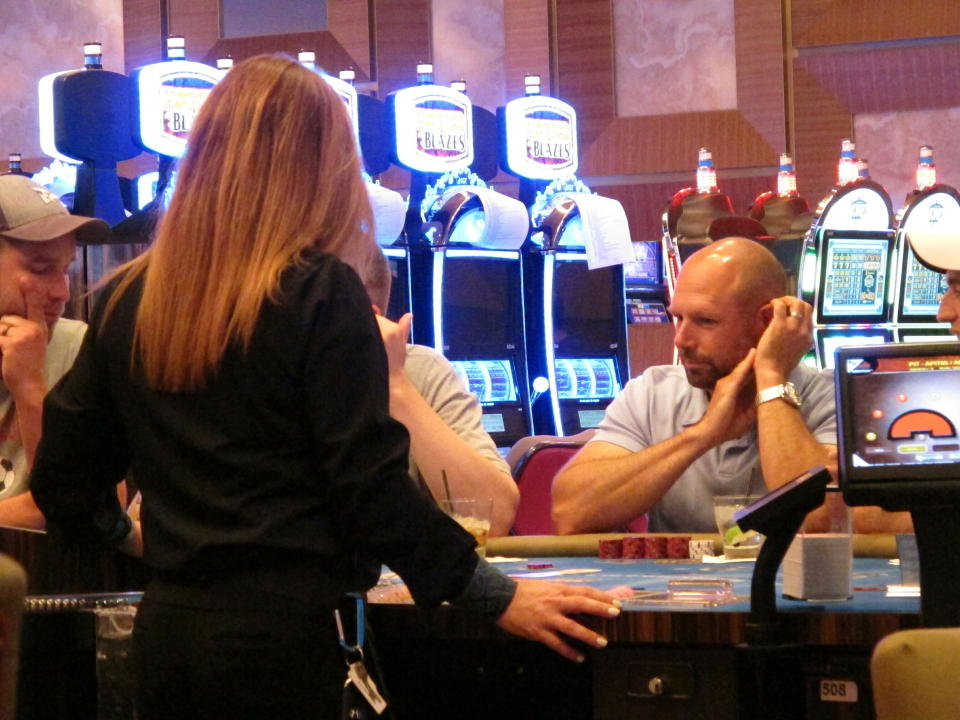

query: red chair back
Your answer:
[506,430,648,535]
[509,437,589,536]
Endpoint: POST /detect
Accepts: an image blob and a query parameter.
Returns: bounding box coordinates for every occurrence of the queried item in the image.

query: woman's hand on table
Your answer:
[496,579,621,662]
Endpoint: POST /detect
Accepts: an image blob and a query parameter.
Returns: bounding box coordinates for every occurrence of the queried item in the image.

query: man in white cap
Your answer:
[908,230,960,335]
[0,174,110,527]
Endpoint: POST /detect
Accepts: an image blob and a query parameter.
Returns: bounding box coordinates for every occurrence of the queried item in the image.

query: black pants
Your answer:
[133,596,346,720]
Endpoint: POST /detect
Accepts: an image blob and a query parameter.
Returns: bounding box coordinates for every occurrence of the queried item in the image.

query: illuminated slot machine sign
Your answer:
[894,189,960,339]
[133,61,221,158]
[391,84,473,173]
[501,95,578,181]
[837,342,960,507]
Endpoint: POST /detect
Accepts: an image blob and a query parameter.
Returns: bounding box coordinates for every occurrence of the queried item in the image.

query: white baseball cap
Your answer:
[0,174,110,244]
[908,230,960,273]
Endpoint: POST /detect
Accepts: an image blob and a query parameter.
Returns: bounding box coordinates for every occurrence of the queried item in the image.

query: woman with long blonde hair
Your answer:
[31,55,619,719]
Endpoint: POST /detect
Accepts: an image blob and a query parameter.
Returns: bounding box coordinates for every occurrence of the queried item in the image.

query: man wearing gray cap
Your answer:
[908,231,960,335]
[0,174,109,527]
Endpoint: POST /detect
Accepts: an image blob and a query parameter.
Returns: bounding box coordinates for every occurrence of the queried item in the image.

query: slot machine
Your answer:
[747,153,814,293]
[499,75,634,436]
[798,139,896,369]
[892,146,959,342]
[388,65,533,453]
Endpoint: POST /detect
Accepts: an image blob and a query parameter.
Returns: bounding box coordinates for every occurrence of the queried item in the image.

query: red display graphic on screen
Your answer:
[888,410,957,440]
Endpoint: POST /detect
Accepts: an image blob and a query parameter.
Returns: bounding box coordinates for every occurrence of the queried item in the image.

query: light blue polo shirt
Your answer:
[590,364,837,532]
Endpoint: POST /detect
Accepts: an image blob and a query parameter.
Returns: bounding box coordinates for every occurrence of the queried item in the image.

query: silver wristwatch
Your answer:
[755,382,801,409]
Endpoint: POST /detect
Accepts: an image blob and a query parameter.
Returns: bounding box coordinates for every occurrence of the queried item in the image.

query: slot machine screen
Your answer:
[898,247,948,321]
[837,342,960,507]
[624,241,660,287]
[449,358,528,441]
[441,253,522,355]
[553,256,624,356]
[896,328,958,343]
[817,331,890,370]
[449,359,519,403]
[553,358,620,401]
[818,231,893,324]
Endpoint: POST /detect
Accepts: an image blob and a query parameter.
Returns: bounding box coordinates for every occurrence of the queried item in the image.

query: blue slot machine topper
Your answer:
[37,42,140,225]
[389,65,534,453]
[500,75,634,436]
[798,140,896,369]
[38,42,142,320]
[892,146,959,343]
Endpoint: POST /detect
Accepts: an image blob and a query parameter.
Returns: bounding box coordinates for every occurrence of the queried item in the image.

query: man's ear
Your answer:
[759,302,774,327]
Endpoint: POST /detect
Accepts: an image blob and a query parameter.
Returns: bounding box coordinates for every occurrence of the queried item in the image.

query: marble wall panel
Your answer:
[431,0,506,113]
[1,0,124,167]
[855,108,960,208]
[614,0,737,118]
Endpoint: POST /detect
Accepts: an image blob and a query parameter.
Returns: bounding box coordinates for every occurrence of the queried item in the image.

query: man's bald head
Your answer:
[669,238,789,389]
[681,237,787,309]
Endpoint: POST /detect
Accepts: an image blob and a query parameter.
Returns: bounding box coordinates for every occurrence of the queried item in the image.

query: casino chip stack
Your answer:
[688,539,717,560]
[598,536,693,560]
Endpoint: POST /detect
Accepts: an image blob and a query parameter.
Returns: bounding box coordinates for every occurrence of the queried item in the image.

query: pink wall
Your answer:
[0,0,124,171]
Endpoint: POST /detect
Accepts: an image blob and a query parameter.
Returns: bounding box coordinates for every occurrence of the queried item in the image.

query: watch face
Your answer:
[784,383,801,408]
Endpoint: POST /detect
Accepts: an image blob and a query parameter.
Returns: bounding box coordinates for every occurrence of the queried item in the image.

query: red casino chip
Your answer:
[598,539,623,559]
[667,536,691,559]
[622,536,646,559]
[644,536,667,559]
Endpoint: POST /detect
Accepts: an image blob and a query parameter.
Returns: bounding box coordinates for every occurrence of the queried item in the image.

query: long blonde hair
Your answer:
[107,54,376,391]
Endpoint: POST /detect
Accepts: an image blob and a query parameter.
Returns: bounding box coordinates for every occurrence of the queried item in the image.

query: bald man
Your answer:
[553,238,836,533]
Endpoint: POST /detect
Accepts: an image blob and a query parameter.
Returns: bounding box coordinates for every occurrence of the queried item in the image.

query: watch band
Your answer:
[755,382,801,409]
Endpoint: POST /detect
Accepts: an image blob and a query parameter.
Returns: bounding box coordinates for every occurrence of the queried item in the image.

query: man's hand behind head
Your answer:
[755,297,814,386]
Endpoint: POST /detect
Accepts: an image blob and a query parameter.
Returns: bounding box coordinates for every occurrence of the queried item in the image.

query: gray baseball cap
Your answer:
[908,231,960,273]
[0,174,111,244]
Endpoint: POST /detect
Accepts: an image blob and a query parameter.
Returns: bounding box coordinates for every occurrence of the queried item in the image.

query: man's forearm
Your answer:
[14,385,45,468]
[552,428,713,534]
[389,378,519,536]
[756,401,830,490]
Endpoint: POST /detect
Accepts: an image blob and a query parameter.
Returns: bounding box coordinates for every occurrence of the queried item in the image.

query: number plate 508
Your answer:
[819,679,858,703]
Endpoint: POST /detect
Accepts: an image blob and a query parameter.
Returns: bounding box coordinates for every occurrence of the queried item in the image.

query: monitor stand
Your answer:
[911,507,960,627]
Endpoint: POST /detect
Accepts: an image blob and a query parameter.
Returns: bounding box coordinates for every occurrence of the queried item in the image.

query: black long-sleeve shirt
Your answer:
[31,251,486,611]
